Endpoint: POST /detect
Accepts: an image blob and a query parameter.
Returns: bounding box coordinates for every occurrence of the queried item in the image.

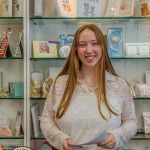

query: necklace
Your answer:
[83,78,94,87]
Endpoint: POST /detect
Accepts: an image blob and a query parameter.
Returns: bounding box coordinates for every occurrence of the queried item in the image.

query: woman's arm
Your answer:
[109,81,138,148]
[40,83,70,150]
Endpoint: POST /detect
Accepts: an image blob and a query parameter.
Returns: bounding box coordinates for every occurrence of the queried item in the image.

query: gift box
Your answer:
[8,82,24,97]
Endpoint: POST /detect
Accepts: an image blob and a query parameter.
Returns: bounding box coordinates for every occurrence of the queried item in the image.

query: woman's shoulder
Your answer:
[106,72,128,88]
[55,74,68,87]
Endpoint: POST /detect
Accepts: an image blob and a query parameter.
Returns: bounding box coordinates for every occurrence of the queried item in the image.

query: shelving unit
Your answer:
[0,17,24,147]
[1,0,150,149]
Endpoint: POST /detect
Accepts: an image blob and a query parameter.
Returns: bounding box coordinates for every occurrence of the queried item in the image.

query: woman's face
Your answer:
[77,29,102,69]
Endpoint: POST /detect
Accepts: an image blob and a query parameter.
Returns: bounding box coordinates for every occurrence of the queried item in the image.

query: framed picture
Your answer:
[126,43,138,56]
[119,0,136,17]
[146,71,150,84]
[105,0,121,17]
[136,0,150,17]
[139,44,150,55]
[108,28,123,57]
[54,0,76,17]
[33,41,58,58]
[77,0,103,17]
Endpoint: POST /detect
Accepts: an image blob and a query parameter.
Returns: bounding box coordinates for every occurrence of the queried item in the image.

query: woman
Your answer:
[40,24,138,150]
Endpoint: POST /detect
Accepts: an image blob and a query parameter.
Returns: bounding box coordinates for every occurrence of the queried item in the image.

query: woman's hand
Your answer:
[62,138,81,150]
[97,133,116,149]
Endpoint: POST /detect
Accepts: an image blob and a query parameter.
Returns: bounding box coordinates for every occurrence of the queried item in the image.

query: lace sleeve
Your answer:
[109,80,138,148]
[40,81,70,150]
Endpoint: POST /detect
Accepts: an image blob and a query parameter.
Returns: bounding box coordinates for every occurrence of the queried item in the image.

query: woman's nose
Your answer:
[85,44,92,53]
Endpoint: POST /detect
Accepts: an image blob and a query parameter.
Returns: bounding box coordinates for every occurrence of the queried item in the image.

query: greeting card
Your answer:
[0,0,12,17]
[54,0,76,17]
[77,0,103,17]
[136,0,150,17]
[108,28,123,57]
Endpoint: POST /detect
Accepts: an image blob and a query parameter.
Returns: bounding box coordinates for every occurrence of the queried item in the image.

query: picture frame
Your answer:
[0,0,12,17]
[119,0,136,17]
[108,28,123,57]
[76,0,103,17]
[33,41,58,58]
[139,44,150,55]
[146,71,150,85]
[136,0,150,17]
[54,0,76,17]
[105,0,121,17]
[126,43,138,56]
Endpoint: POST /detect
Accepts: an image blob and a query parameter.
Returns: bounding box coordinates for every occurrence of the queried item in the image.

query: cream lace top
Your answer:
[40,72,138,150]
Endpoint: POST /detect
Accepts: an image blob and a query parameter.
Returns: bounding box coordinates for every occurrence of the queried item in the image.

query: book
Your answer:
[54,0,76,17]
[108,28,123,57]
[77,0,103,17]
[31,103,41,137]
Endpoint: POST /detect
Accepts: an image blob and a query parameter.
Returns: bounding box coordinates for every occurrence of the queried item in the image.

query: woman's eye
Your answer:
[92,42,98,46]
[79,43,86,48]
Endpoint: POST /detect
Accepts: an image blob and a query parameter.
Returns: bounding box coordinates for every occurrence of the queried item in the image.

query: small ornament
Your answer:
[12,27,23,57]
[0,28,13,58]
[58,35,74,58]
[42,77,53,98]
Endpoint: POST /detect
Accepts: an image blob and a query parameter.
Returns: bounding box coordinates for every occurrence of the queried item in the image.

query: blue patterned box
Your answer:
[108,28,123,57]
[8,82,24,97]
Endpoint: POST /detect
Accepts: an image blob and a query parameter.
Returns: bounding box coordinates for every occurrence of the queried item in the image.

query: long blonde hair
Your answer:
[53,24,118,120]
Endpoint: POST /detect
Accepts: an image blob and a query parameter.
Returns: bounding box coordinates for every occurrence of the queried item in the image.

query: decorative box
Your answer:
[108,28,123,57]
[8,82,24,97]
[31,72,44,98]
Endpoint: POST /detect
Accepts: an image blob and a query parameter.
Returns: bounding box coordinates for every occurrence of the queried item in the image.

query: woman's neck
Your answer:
[79,67,97,89]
